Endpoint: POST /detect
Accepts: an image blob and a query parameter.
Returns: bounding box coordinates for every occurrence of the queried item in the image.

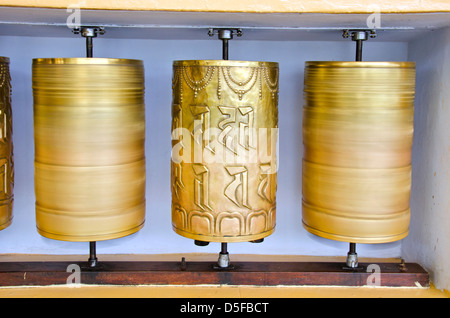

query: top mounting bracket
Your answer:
[72,26,105,38]
[342,29,377,41]
[208,28,243,40]
[72,26,105,58]
[342,29,377,62]
[208,28,243,60]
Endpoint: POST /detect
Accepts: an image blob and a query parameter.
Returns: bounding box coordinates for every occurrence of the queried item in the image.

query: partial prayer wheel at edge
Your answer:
[0,57,14,231]
[33,58,146,242]
[171,60,279,243]
[302,61,416,244]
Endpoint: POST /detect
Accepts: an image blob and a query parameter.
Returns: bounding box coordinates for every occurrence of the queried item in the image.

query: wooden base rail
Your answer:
[0,260,429,287]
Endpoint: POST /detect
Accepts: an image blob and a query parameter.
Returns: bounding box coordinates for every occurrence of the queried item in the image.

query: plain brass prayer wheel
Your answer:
[302,61,416,244]
[0,57,14,231]
[171,60,279,243]
[33,58,146,241]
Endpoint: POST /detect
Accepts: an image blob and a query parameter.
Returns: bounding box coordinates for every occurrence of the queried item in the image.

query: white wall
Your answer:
[404,27,450,291]
[0,35,408,259]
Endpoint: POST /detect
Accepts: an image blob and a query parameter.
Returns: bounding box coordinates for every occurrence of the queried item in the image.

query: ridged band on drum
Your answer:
[0,57,13,231]
[171,60,278,243]
[33,58,146,241]
[302,61,415,243]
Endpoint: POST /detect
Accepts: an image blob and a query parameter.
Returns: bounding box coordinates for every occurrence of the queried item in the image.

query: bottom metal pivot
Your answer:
[88,241,99,268]
[217,252,230,268]
[343,252,364,271]
[213,252,235,270]
[88,258,98,268]
[346,252,358,268]
[342,242,363,271]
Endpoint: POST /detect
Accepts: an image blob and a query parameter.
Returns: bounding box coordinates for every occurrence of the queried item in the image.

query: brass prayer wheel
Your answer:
[302,61,415,243]
[0,57,13,231]
[33,58,146,241]
[171,60,278,243]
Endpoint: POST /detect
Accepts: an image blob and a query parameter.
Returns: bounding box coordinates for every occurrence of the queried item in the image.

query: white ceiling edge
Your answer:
[0,7,449,41]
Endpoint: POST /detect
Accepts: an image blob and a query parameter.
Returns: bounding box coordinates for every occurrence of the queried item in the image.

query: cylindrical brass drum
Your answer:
[302,61,415,243]
[0,57,13,230]
[33,58,146,241]
[171,60,279,243]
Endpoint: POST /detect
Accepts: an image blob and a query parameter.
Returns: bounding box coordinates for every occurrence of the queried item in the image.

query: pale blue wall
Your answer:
[0,35,408,258]
[404,27,450,291]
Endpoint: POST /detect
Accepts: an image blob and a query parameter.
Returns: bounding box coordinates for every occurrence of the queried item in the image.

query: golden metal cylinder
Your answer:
[0,57,14,231]
[171,60,279,243]
[302,61,415,243]
[33,58,146,241]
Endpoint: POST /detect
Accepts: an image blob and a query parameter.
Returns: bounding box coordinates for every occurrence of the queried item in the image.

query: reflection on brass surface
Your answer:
[33,58,145,241]
[0,57,13,230]
[302,61,415,243]
[171,60,278,242]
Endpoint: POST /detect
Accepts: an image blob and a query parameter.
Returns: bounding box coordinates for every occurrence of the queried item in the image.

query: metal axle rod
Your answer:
[342,29,376,270]
[207,28,244,270]
[72,26,105,59]
[88,241,98,268]
[72,26,105,268]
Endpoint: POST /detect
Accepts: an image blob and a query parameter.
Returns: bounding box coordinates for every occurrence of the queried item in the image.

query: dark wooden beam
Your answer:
[0,260,429,287]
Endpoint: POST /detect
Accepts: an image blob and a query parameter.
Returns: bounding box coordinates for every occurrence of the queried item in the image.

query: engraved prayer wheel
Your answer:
[171,60,279,243]
[0,57,13,231]
[302,61,416,243]
[33,58,146,241]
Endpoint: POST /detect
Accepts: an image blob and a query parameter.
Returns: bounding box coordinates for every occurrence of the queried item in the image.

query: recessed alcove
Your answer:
[0,5,448,294]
